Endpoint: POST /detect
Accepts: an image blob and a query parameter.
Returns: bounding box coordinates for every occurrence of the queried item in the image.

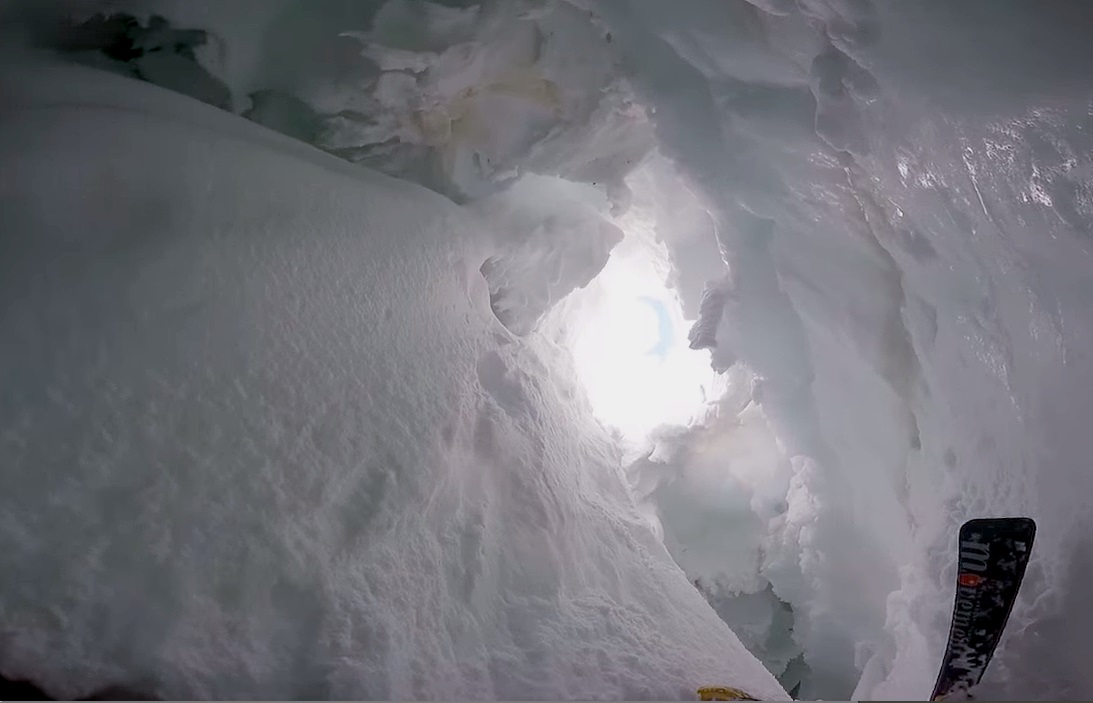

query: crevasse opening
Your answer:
[565,223,714,449]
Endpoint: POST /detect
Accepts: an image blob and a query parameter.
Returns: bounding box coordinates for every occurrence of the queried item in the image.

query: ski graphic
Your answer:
[930,517,1036,701]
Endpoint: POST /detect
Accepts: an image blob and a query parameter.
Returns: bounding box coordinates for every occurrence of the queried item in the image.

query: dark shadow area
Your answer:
[0,673,155,701]
[44,12,231,110]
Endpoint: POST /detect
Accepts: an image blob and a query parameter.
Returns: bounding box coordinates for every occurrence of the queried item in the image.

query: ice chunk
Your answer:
[473,175,623,336]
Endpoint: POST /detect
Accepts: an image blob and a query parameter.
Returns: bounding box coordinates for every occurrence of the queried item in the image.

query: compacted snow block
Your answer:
[0,59,787,701]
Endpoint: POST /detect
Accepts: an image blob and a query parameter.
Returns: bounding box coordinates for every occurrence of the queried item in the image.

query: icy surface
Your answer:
[589,2,1093,699]
[5,0,1093,700]
[0,58,787,700]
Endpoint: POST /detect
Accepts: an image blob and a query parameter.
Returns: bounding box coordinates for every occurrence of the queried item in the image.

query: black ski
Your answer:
[930,517,1036,701]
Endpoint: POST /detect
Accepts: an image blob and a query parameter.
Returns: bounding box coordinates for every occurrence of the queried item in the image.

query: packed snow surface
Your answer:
[3,0,1093,700]
[0,58,787,700]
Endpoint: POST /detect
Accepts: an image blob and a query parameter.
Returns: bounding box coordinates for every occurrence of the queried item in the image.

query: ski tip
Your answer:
[961,516,1036,535]
[959,517,1036,551]
[932,516,1038,701]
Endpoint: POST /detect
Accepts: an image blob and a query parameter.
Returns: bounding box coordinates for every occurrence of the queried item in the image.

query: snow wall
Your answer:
[3,0,1093,700]
[0,56,787,700]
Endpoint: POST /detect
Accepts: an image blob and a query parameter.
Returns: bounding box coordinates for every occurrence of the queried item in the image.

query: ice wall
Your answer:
[590,1,1093,699]
[0,57,788,700]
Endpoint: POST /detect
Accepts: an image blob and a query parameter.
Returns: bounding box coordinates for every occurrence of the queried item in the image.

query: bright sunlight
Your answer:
[569,233,715,448]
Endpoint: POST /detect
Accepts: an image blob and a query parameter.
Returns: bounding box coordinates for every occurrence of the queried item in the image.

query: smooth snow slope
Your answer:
[0,57,787,700]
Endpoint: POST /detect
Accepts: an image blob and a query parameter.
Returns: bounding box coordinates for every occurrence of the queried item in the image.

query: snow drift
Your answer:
[0,57,786,700]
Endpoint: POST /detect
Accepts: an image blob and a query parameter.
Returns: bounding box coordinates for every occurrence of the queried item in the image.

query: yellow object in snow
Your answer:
[697,685,758,701]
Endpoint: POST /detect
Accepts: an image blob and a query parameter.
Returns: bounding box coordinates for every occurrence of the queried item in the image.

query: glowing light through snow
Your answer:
[569,237,715,447]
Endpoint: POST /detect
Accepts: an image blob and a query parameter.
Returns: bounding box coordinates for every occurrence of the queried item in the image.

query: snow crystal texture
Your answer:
[0,58,787,700]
